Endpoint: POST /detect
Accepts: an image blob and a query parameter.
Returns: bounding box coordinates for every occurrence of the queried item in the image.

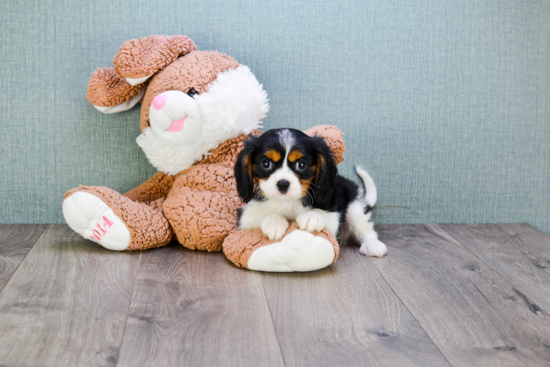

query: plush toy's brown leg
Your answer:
[162,185,241,252]
[63,186,174,250]
[223,223,340,272]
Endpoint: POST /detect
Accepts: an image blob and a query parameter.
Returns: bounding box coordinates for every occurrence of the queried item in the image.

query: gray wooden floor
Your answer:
[1,224,550,367]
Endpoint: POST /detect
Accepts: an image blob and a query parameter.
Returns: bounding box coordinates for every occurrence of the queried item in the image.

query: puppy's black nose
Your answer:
[276,180,290,193]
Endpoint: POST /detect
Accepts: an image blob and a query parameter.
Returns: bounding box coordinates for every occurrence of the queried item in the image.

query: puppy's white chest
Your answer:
[239,199,310,230]
[273,199,310,220]
[258,199,309,220]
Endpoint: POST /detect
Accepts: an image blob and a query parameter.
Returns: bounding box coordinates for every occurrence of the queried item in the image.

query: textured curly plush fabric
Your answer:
[124,171,176,203]
[162,133,251,251]
[87,67,145,107]
[113,35,197,79]
[139,51,239,131]
[64,186,174,250]
[223,222,340,268]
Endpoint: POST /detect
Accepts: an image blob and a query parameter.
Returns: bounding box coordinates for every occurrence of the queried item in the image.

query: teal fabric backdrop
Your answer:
[1,0,549,234]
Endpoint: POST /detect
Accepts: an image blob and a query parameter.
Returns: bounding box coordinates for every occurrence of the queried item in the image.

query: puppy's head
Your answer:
[235,128,337,204]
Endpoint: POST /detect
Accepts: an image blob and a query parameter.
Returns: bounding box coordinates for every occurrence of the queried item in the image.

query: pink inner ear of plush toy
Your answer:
[113,35,197,79]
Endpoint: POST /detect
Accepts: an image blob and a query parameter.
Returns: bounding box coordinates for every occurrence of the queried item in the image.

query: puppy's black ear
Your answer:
[234,138,258,203]
[310,136,338,207]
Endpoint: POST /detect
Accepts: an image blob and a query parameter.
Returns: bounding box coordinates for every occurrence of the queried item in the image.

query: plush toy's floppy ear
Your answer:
[113,35,197,86]
[87,67,146,114]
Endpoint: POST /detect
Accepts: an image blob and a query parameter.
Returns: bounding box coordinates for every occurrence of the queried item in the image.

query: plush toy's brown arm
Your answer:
[123,172,176,203]
[303,125,345,164]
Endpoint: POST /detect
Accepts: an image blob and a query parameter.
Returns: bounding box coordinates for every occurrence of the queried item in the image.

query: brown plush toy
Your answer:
[62,35,346,272]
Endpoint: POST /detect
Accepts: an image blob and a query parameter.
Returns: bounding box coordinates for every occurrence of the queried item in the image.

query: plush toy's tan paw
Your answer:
[223,223,340,272]
[63,192,131,251]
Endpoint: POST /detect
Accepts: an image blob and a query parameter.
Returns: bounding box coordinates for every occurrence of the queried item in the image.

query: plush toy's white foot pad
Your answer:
[247,230,335,272]
[62,192,130,251]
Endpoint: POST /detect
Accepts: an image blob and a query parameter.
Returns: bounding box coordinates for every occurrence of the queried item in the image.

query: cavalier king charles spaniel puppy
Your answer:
[234,128,387,257]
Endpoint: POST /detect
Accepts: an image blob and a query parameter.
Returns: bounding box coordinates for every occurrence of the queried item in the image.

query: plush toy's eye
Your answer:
[296,159,307,171]
[261,159,273,170]
[187,88,198,98]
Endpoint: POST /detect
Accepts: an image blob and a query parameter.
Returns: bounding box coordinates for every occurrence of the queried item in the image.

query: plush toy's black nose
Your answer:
[276,180,290,193]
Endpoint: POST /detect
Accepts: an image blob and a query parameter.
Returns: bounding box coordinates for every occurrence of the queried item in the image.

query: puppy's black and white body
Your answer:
[235,128,387,257]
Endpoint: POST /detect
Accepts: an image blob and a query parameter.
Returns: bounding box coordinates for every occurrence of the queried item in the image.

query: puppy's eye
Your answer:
[261,159,273,170]
[187,88,198,98]
[296,159,307,171]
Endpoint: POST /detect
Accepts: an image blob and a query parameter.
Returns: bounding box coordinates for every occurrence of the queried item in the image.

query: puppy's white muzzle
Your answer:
[260,167,303,200]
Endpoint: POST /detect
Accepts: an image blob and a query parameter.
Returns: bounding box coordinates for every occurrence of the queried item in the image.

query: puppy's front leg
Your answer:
[261,214,289,241]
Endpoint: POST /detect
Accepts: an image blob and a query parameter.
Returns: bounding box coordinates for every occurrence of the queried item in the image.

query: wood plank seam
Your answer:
[259,279,288,367]
[116,248,286,366]
[365,254,454,366]
[0,225,144,366]
[259,245,451,366]
[114,251,144,366]
[0,224,49,295]
[370,224,550,365]
[437,225,548,317]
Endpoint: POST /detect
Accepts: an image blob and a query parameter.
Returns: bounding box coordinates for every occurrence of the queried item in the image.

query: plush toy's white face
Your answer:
[136,65,269,175]
[147,90,203,147]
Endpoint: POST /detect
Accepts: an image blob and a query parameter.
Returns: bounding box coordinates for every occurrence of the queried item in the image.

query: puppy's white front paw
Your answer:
[297,210,326,233]
[261,214,289,241]
[359,238,387,257]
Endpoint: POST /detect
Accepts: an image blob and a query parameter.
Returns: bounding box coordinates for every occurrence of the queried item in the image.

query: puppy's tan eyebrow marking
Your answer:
[288,150,304,162]
[265,150,281,162]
